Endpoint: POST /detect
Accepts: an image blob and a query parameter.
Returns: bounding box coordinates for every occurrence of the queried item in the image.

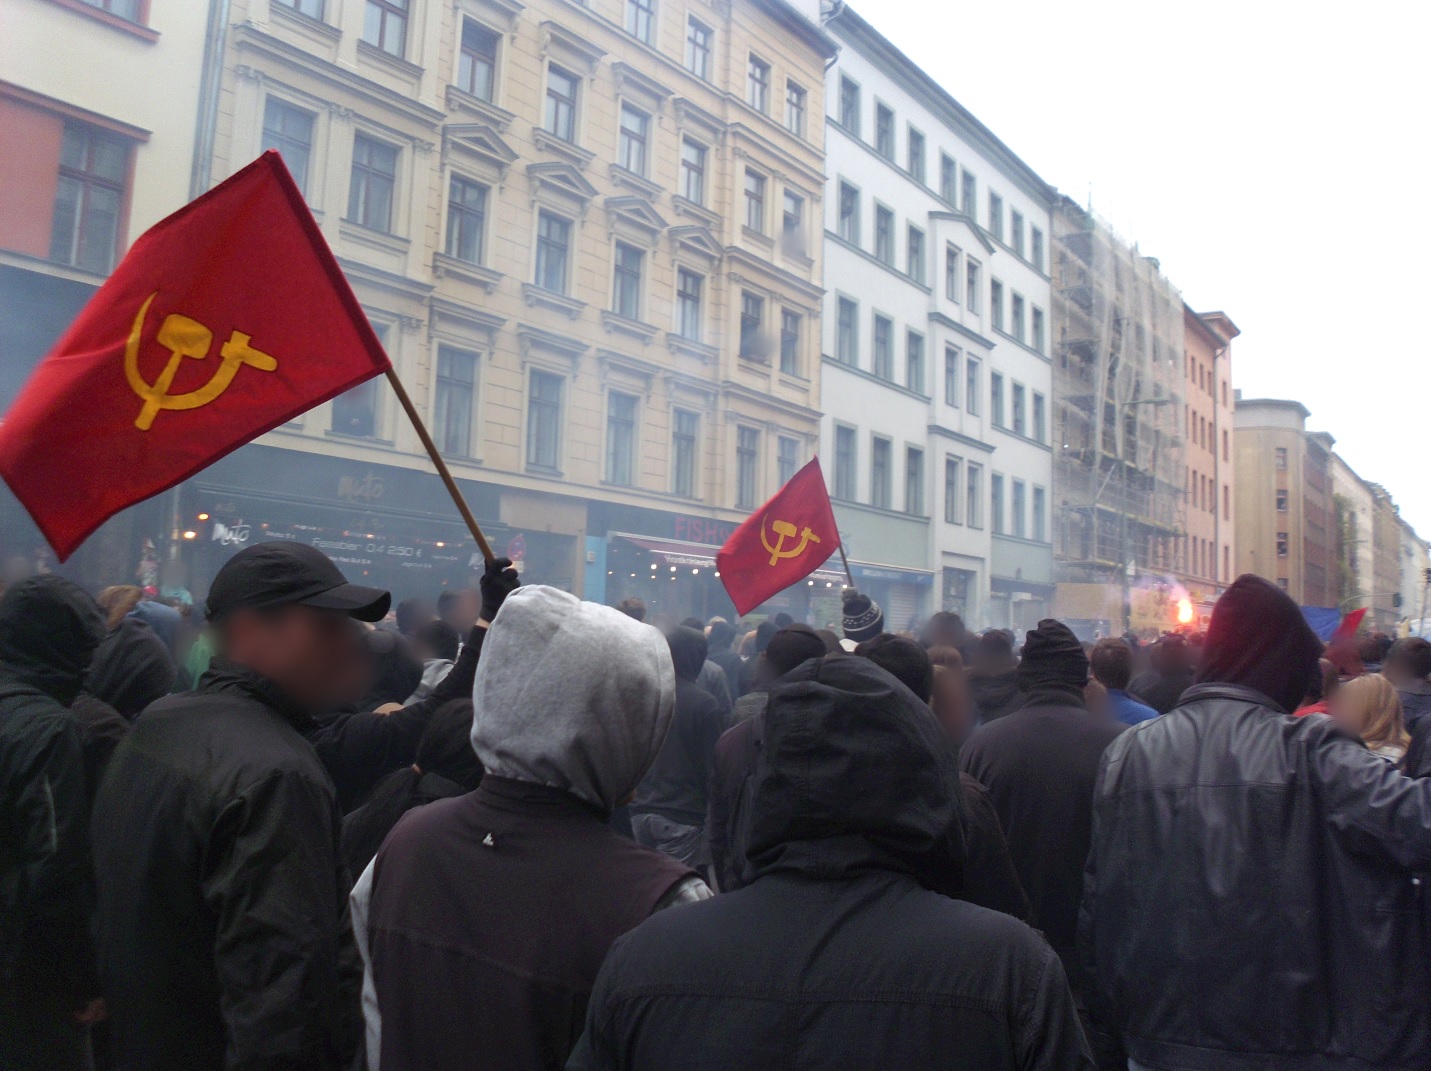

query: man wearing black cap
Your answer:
[960,619,1123,1029]
[92,543,391,1071]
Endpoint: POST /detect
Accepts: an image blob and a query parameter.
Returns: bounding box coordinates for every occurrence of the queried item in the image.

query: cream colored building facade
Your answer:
[188,0,835,613]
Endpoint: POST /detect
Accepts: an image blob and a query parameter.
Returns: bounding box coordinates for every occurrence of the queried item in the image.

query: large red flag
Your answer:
[0,151,391,559]
[717,457,840,616]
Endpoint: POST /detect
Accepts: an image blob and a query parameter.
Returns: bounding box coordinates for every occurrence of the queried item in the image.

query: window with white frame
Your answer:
[836,297,858,365]
[1032,392,1046,443]
[837,181,859,244]
[906,330,925,394]
[618,104,650,174]
[906,225,925,284]
[990,278,1004,331]
[988,190,1003,241]
[870,436,891,509]
[906,447,925,515]
[1011,209,1024,257]
[966,357,981,416]
[944,244,960,301]
[1031,306,1045,353]
[675,268,703,341]
[444,174,488,264]
[685,17,711,79]
[534,210,571,293]
[785,81,806,137]
[262,98,314,195]
[434,344,478,456]
[747,55,770,113]
[778,436,799,485]
[944,456,962,523]
[834,425,856,500]
[612,242,644,320]
[362,0,407,56]
[679,138,706,204]
[966,258,981,311]
[527,370,563,470]
[1011,292,1025,341]
[672,409,699,497]
[625,0,655,43]
[739,291,764,359]
[744,169,766,232]
[875,103,894,159]
[872,314,893,380]
[544,66,579,141]
[838,76,860,134]
[605,391,638,485]
[966,463,983,527]
[874,205,894,265]
[1012,479,1026,538]
[907,126,925,184]
[944,346,959,407]
[347,134,398,232]
[940,153,957,204]
[780,308,801,374]
[781,190,804,256]
[458,19,499,101]
[736,427,760,508]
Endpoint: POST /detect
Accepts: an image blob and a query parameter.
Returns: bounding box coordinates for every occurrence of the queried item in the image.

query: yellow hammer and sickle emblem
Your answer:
[124,292,279,432]
[759,515,822,567]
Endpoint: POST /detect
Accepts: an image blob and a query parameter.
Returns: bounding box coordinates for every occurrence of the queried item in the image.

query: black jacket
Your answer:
[970,667,1023,722]
[1397,679,1431,732]
[632,629,724,828]
[0,578,106,1023]
[1129,670,1194,715]
[85,617,176,720]
[92,662,361,1071]
[569,656,1093,1071]
[309,625,485,812]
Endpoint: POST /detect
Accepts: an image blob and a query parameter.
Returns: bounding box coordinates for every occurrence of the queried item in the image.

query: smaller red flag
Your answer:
[717,458,840,616]
[1332,607,1368,642]
[0,151,391,559]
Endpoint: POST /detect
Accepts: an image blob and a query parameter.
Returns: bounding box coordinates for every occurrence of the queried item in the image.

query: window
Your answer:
[736,427,760,509]
[434,345,477,456]
[1010,210,1024,257]
[785,81,807,137]
[527,370,564,470]
[837,181,860,244]
[966,259,981,312]
[1276,489,1289,512]
[838,76,860,134]
[605,392,638,485]
[944,245,960,301]
[836,298,858,365]
[966,358,981,415]
[906,448,925,515]
[744,170,766,232]
[262,99,315,194]
[1011,293,1025,341]
[747,55,770,113]
[51,124,127,273]
[961,169,976,216]
[675,269,703,341]
[966,464,983,527]
[940,153,957,204]
[534,210,571,293]
[458,19,499,101]
[990,372,1004,426]
[363,0,408,56]
[1012,479,1026,538]
[871,437,891,509]
[991,473,1005,534]
[612,242,644,320]
[906,330,925,394]
[672,409,699,497]
[1224,484,1231,520]
[778,437,799,485]
[1012,383,1026,435]
[739,292,764,359]
[1032,392,1046,443]
[1275,446,1288,470]
[781,190,805,256]
[779,309,801,374]
[1223,429,1230,461]
[944,347,960,407]
[990,278,1005,331]
[444,175,488,264]
[1031,307,1045,353]
[1031,227,1044,271]
[332,322,383,438]
[874,103,894,159]
[874,205,894,264]
[872,314,893,380]
[1276,531,1289,558]
[618,104,650,174]
[1032,486,1046,542]
[625,0,655,43]
[906,226,925,284]
[944,458,962,523]
[987,191,1003,241]
[907,127,925,183]
[685,17,712,79]
[347,134,398,232]
[834,426,857,500]
[544,66,579,141]
[679,138,706,204]
[275,0,322,18]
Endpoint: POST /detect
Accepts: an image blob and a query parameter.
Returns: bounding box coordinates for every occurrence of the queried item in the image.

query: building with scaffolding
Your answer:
[1049,197,1187,637]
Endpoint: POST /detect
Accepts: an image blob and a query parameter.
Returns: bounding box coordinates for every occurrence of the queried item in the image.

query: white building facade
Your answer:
[818,6,1055,630]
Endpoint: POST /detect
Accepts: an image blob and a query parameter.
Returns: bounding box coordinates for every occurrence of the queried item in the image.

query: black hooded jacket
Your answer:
[569,656,1094,1071]
[631,627,724,828]
[969,667,1023,722]
[91,661,361,1071]
[1081,575,1431,1070]
[86,617,176,720]
[0,577,105,1032]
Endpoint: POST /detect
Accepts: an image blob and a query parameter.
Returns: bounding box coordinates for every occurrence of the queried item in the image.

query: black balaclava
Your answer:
[0,575,106,706]
[1015,619,1089,708]
[1196,574,1322,714]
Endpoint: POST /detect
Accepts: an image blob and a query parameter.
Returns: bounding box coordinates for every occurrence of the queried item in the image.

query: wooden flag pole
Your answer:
[384,368,495,564]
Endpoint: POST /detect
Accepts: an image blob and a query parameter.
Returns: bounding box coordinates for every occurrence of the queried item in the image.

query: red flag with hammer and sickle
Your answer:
[717,457,840,616]
[0,151,391,559]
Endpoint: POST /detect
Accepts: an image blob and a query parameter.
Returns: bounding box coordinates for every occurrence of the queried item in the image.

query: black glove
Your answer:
[479,556,520,623]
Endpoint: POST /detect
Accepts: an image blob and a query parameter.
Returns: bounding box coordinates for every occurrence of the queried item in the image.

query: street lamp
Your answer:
[1119,397,1176,633]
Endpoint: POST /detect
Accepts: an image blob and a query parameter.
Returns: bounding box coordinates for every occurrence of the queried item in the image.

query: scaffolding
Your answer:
[1051,198,1187,597]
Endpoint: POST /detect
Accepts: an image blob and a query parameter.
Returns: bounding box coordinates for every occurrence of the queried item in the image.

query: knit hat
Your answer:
[841,587,884,643]
[1016,619,1090,697]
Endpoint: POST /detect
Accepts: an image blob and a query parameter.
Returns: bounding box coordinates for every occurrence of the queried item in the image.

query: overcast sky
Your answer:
[865,0,1431,535]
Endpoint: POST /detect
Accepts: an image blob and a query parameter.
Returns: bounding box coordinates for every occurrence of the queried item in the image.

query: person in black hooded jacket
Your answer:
[568,655,1094,1071]
[1081,574,1431,1071]
[0,576,107,1071]
[630,626,725,869]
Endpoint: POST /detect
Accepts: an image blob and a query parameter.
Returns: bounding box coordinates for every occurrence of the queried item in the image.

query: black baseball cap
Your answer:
[206,542,391,623]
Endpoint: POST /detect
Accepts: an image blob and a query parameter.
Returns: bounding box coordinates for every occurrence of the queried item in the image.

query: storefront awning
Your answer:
[614,533,847,584]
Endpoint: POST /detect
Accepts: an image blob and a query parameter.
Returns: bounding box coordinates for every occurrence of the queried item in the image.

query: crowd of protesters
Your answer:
[4,544,1431,1070]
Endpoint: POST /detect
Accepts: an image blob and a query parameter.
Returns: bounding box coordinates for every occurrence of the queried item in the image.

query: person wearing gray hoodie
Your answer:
[351,586,708,1071]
